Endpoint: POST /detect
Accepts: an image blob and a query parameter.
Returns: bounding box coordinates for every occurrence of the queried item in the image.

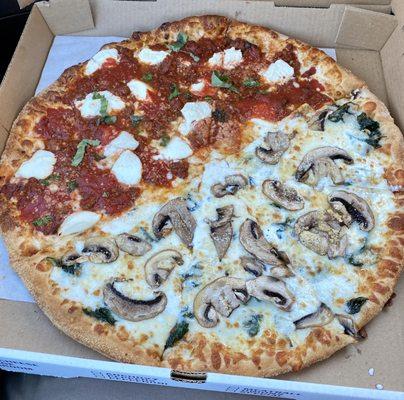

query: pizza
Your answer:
[0,15,403,377]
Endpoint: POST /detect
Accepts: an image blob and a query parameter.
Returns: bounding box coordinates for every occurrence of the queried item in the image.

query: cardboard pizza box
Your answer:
[0,1,403,399]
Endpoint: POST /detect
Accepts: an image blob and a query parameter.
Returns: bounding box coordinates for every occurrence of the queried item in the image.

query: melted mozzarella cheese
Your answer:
[85,48,119,75]
[15,150,56,180]
[137,48,169,65]
[101,210,138,235]
[261,59,294,83]
[58,211,100,236]
[179,101,212,135]
[154,137,193,160]
[111,150,142,185]
[208,47,243,69]
[127,79,150,101]
[75,91,125,118]
[104,131,139,157]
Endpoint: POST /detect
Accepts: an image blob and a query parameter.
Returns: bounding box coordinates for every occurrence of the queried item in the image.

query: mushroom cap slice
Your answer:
[103,280,167,322]
[152,197,196,248]
[336,313,363,339]
[255,131,289,164]
[295,146,353,184]
[115,233,152,256]
[193,277,249,328]
[144,249,183,288]
[211,174,248,198]
[294,303,334,329]
[329,190,375,231]
[246,276,295,311]
[61,251,82,266]
[81,237,119,263]
[206,205,234,261]
[262,179,304,211]
[240,256,264,277]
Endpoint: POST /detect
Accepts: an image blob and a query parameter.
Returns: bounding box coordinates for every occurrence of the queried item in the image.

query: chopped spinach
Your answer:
[160,134,171,147]
[32,215,53,227]
[212,108,228,122]
[71,139,100,167]
[67,180,78,192]
[168,32,188,52]
[243,314,263,337]
[327,103,351,123]
[180,306,194,319]
[357,112,383,149]
[40,173,61,186]
[83,307,116,325]
[130,115,143,126]
[168,83,180,100]
[164,320,189,350]
[46,257,82,276]
[211,71,239,93]
[142,72,153,82]
[186,193,199,211]
[348,247,378,267]
[346,297,368,314]
[243,78,260,87]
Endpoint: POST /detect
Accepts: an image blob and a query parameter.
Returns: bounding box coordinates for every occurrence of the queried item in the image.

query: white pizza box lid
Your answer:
[0,1,403,398]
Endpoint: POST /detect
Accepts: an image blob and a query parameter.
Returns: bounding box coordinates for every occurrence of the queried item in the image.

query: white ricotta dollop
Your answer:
[111,150,142,185]
[103,131,139,157]
[74,91,125,118]
[208,47,243,70]
[261,59,294,83]
[127,79,150,101]
[179,101,212,135]
[58,211,100,236]
[137,48,169,65]
[15,150,56,180]
[85,48,119,75]
[154,136,193,160]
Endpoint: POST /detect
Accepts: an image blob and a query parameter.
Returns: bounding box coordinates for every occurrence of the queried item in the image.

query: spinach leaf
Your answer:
[142,72,153,82]
[102,115,117,125]
[357,112,383,148]
[348,247,378,267]
[169,32,188,52]
[346,297,368,314]
[67,180,78,192]
[243,314,263,337]
[243,78,260,87]
[83,307,116,325]
[327,103,351,123]
[71,139,100,167]
[46,257,82,276]
[32,215,53,227]
[168,83,180,100]
[164,320,189,350]
[211,71,239,94]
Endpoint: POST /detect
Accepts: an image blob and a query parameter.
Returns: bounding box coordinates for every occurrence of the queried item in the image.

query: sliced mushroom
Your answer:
[295,146,353,185]
[246,276,295,311]
[61,251,82,266]
[294,210,348,258]
[211,174,248,198]
[262,179,304,211]
[307,105,338,131]
[336,313,363,339]
[144,249,183,288]
[328,190,375,231]
[193,277,249,328]
[255,131,290,164]
[115,233,152,256]
[152,197,196,248]
[240,256,263,277]
[206,205,234,261]
[81,237,119,263]
[294,303,334,329]
[103,279,167,322]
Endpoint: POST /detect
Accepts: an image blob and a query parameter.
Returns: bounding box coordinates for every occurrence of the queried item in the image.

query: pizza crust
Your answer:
[0,15,403,377]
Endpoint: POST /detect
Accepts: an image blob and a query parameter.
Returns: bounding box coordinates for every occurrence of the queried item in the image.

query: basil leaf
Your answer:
[243,314,263,337]
[211,71,239,94]
[102,115,117,125]
[168,83,180,100]
[188,52,200,62]
[169,32,188,52]
[142,72,153,82]
[243,78,260,87]
[40,173,61,186]
[92,92,108,116]
[71,139,100,167]
[346,297,368,314]
[164,320,189,350]
[32,215,53,227]
[83,307,116,325]
[160,134,171,147]
[131,115,143,126]
[67,180,78,192]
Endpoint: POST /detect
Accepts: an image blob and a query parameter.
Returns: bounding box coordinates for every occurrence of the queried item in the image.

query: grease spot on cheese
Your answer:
[15,150,56,180]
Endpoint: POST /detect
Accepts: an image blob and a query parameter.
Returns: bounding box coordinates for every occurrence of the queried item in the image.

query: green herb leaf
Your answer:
[168,83,180,100]
[164,320,189,350]
[243,78,260,87]
[348,247,378,267]
[32,215,53,227]
[243,314,263,337]
[160,134,171,147]
[83,307,116,325]
[142,72,153,82]
[40,173,61,186]
[131,115,143,126]
[357,112,383,149]
[211,71,239,94]
[102,115,117,125]
[188,52,200,62]
[204,96,213,102]
[71,139,100,167]
[327,103,351,123]
[92,92,108,116]
[67,180,78,192]
[346,297,368,314]
[169,32,188,52]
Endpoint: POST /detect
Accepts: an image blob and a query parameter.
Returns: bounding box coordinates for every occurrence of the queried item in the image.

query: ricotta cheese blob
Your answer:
[111,150,142,185]
[154,136,193,160]
[58,211,100,236]
[261,59,295,83]
[75,91,125,118]
[179,101,212,135]
[208,47,243,69]
[15,150,56,180]
[127,79,150,101]
[104,131,139,157]
[190,80,206,93]
[137,48,169,65]
[85,48,119,75]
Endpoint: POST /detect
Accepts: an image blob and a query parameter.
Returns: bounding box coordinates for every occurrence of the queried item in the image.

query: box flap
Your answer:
[37,0,94,35]
[273,0,391,5]
[336,6,397,50]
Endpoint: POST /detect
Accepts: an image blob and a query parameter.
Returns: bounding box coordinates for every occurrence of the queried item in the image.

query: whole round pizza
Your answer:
[0,16,403,377]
